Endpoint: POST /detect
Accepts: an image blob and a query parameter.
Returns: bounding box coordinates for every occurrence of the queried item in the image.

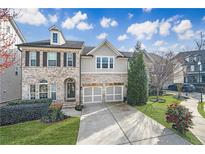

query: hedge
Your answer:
[7,98,52,106]
[0,103,50,126]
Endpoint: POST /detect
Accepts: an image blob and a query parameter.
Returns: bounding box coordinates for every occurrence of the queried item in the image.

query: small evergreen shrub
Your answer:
[166,103,193,134]
[75,104,83,111]
[0,103,50,126]
[7,98,52,106]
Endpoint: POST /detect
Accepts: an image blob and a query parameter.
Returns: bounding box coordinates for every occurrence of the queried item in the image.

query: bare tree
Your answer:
[0,8,19,74]
[194,31,205,51]
[149,51,185,101]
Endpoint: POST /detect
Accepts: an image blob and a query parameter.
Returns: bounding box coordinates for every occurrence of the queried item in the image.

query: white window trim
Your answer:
[52,32,59,44]
[29,51,37,67]
[95,56,114,70]
[29,84,36,100]
[47,52,57,67]
[50,83,57,100]
[39,82,48,99]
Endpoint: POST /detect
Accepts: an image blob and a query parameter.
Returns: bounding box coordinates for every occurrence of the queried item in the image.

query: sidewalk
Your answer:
[181,98,205,144]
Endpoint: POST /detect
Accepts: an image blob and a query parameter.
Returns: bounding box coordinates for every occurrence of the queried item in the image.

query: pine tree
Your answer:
[127,41,148,105]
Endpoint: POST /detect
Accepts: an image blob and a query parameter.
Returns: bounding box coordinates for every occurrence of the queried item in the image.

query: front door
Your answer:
[66,80,75,100]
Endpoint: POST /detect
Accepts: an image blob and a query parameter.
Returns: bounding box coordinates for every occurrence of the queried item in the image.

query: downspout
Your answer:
[17,46,23,100]
[79,49,82,106]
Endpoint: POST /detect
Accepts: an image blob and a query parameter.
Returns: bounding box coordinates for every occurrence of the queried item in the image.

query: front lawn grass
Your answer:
[0,117,80,145]
[135,95,202,145]
[198,102,205,119]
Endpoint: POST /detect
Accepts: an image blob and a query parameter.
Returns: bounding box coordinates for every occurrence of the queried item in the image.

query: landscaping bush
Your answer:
[75,104,83,111]
[41,103,67,123]
[7,98,52,106]
[165,103,193,134]
[0,103,50,126]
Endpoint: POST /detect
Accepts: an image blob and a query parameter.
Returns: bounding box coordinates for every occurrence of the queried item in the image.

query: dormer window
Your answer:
[52,33,58,44]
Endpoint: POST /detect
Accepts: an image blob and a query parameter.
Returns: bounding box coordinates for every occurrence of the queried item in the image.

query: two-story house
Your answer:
[0,19,26,103]
[17,26,129,107]
[176,50,205,87]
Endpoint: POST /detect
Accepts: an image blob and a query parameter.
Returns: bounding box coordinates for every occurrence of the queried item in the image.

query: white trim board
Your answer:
[86,39,124,57]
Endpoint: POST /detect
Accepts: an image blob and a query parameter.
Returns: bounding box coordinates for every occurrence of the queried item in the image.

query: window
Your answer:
[202,76,205,83]
[97,57,101,68]
[48,52,57,66]
[39,80,48,99]
[30,52,36,66]
[190,65,194,71]
[202,64,205,71]
[110,58,113,68]
[67,53,73,66]
[96,56,114,69]
[30,85,36,99]
[53,33,58,43]
[102,57,108,68]
[51,83,57,100]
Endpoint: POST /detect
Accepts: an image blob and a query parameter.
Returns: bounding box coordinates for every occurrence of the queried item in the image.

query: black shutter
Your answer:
[73,53,76,67]
[25,51,29,66]
[57,52,60,67]
[36,52,40,66]
[64,53,67,67]
[43,52,47,67]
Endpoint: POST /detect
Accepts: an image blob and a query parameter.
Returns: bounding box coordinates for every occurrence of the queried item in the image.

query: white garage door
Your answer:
[105,86,123,102]
[83,87,102,103]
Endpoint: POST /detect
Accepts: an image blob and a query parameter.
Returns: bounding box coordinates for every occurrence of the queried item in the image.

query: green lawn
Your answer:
[135,95,202,145]
[198,102,205,119]
[0,117,80,145]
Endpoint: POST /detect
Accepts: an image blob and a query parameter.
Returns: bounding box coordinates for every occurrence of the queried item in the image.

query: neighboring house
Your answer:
[16,25,129,107]
[0,19,26,103]
[176,50,205,87]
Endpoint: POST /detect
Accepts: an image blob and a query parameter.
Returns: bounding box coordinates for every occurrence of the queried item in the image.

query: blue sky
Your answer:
[15,8,205,52]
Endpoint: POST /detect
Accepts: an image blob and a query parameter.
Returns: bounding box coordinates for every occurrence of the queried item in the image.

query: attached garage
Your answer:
[83,87,102,103]
[105,86,123,102]
[82,85,124,104]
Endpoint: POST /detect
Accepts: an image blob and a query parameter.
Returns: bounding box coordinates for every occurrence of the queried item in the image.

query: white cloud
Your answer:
[154,40,167,47]
[202,16,205,22]
[48,14,58,23]
[16,8,47,26]
[96,33,108,40]
[117,34,128,41]
[62,11,92,31]
[100,17,118,28]
[159,21,171,36]
[127,20,159,40]
[172,19,192,34]
[110,20,118,27]
[128,13,134,19]
[142,8,152,13]
[167,15,183,23]
[76,22,93,30]
[178,30,195,40]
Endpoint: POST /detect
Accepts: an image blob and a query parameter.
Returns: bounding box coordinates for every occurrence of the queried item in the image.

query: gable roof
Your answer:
[86,40,124,57]
[10,19,26,43]
[16,39,84,49]
[176,50,205,64]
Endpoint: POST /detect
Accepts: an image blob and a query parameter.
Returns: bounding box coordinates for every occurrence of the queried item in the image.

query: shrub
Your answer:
[166,103,193,134]
[0,103,50,126]
[75,104,83,111]
[41,103,67,123]
[7,98,52,106]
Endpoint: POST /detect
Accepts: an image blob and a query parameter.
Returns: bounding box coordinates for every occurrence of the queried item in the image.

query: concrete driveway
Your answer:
[77,102,190,145]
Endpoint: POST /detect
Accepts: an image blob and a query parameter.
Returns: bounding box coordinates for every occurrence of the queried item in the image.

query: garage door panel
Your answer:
[83,87,102,103]
[105,86,123,102]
